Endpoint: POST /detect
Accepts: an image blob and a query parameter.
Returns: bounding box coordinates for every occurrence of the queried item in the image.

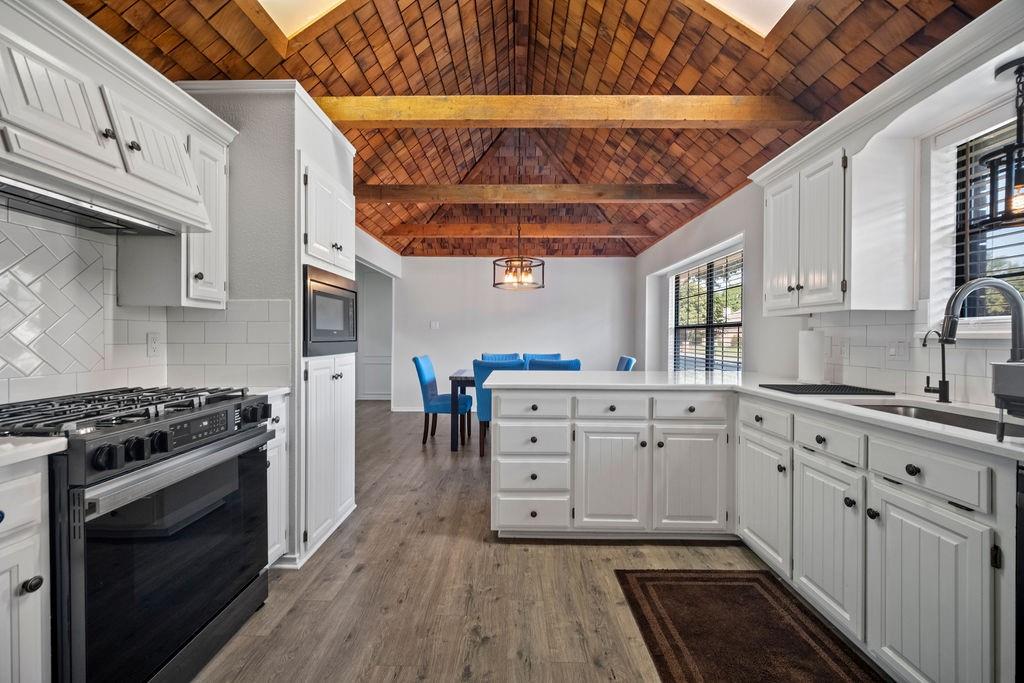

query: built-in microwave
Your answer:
[303,265,357,356]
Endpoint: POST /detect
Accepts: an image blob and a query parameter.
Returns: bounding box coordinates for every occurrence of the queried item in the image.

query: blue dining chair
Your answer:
[523,353,561,364]
[413,356,472,446]
[473,358,525,455]
[616,355,637,371]
[482,352,520,361]
[527,358,581,370]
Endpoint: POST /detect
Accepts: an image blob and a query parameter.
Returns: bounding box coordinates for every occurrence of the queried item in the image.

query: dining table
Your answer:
[448,368,475,452]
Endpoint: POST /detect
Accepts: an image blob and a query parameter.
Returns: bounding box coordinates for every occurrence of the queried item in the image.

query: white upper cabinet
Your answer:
[303,157,355,279]
[573,423,649,530]
[652,424,728,531]
[763,174,800,312]
[797,149,846,308]
[187,135,227,304]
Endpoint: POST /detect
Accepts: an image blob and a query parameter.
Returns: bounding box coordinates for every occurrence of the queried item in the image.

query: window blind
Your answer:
[671,250,742,371]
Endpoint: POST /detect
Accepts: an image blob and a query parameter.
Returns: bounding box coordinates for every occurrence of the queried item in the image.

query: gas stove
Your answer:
[0,386,271,486]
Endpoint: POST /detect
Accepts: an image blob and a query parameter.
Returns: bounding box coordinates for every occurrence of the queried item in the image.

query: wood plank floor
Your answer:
[196,401,763,682]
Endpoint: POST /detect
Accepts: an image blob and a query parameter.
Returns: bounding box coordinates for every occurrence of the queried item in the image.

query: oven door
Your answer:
[77,430,271,681]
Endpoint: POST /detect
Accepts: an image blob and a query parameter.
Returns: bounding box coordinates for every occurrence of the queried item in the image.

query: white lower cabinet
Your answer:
[792,451,865,641]
[573,423,650,530]
[866,480,993,683]
[652,424,728,531]
[736,429,792,577]
[266,439,287,566]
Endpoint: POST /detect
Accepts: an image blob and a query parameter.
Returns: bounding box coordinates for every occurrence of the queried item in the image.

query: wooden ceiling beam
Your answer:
[315,95,815,129]
[387,223,654,238]
[356,183,706,204]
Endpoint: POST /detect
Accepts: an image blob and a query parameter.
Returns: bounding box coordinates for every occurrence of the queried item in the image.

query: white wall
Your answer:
[355,261,393,400]
[356,228,402,278]
[634,184,804,375]
[392,257,635,410]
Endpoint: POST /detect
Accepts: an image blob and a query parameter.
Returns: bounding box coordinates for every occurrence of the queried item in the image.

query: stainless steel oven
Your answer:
[303,264,357,356]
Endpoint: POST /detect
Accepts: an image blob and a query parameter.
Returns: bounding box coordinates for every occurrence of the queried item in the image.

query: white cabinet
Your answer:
[737,429,791,577]
[304,158,355,278]
[303,354,356,553]
[652,424,727,531]
[797,149,846,308]
[792,451,865,641]
[866,480,993,683]
[266,391,290,567]
[573,423,649,530]
[763,174,800,312]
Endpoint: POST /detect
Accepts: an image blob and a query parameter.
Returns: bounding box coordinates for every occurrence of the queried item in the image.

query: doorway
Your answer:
[355,261,394,401]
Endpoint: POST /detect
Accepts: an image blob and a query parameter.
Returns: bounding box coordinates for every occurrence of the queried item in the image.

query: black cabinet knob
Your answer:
[866,508,880,520]
[530,473,537,480]
[795,284,804,290]
[530,404,538,411]
[754,414,763,423]
[266,459,271,469]
[657,441,664,448]
[271,416,281,424]
[0,510,4,525]
[21,575,43,594]
[193,271,204,280]
[776,463,786,473]
[815,434,826,445]
[127,140,142,151]
[787,285,795,292]
[101,128,116,139]
[905,463,921,476]
[640,441,647,448]
[529,511,537,518]
[843,496,856,508]
[609,405,616,412]
[687,405,695,413]
[530,436,538,443]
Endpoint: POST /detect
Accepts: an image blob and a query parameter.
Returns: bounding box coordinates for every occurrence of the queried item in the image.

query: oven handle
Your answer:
[83,430,274,521]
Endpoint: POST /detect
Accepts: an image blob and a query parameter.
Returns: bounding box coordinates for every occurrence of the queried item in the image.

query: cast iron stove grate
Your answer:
[758,384,895,396]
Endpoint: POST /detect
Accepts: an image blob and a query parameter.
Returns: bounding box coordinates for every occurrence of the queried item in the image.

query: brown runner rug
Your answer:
[616,569,886,682]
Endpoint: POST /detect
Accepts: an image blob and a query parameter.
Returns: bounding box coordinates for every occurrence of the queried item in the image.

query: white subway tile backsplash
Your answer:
[247,321,290,343]
[247,364,289,386]
[205,365,248,387]
[203,321,248,343]
[183,343,227,365]
[267,343,289,364]
[8,373,76,402]
[128,365,166,387]
[227,343,269,365]
[226,300,268,321]
[167,322,205,343]
[182,307,227,322]
[850,346,883,368]
[268,300,289,321]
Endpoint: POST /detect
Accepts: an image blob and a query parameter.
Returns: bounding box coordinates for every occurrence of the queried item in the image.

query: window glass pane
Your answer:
[672,251,743,371]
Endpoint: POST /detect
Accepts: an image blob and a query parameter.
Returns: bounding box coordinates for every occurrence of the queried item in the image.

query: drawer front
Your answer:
[739,400,793,441]
[496,459,570,491]
[495,423,571,454]
[576,394,649,420]
[794,415,865,467]
[653,394,727,421]
[0,471,43,539]
[495,496,571,529]
[496,394,571,419]
[870,437,990,513]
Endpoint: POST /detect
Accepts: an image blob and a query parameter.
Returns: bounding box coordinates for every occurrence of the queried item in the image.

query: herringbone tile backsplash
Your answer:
[0,199,166,404]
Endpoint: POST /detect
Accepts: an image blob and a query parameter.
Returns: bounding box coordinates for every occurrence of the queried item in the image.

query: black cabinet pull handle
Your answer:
[609,405,616,412]
[657,441,664,448]
[529,510,537,518]
[815,434,826,445]
[530,436,538,443]
[787,285,795,292]
[21,576,44,594]
[530,404,538,411]
[795,284,804,290]
[843,496,856,508]
[905,463,921,476]
[530,473,537,480]
[754,414,763,423]
[776,463,786,473]
[127,140,142,151]
[271,416,281,424]
[687,405,695,413]
[866,508,880,520]
[101,128,116,139]
[266,459,271,469]
[640,441,647,448]
[194,271,204,280]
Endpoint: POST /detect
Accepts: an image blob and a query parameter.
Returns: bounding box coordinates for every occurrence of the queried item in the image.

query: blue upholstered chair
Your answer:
[481,352,521,361]
[413,356,472,445]
[527,358,581,371]
[523,353,561,364]
[473,358,525,455]
[616,355,637,371]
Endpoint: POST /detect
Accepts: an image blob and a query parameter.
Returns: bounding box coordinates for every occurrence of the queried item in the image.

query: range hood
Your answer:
[0,174,176,236]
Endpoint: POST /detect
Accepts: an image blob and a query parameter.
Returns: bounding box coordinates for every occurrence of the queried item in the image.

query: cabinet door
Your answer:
[763,175,800,312]
[304,357,337,550]
[797,149,846,308]
[187,135,227,304]
[793,452,865,641]
[652,424,727,531]
[266,441,287,566]
[335,355,356,518]
[334,190,356,276]
[0,32,123,176]
[736,431,792,577]
[304,160,339,265]
[866,481,993,683]
[574,424,649,530]
[101,86,201,203]
[0,535,47,682]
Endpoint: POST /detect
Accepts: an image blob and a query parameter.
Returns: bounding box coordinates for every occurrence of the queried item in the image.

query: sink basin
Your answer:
[852,403,1024,438]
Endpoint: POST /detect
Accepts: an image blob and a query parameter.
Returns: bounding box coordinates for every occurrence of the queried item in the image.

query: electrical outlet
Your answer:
[429,320,440,330]
[840,339,850,360]
[887,340,909,361]
[146,332,161,358]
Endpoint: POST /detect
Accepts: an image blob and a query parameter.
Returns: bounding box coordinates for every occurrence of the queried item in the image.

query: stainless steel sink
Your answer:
[852,403,1024,438]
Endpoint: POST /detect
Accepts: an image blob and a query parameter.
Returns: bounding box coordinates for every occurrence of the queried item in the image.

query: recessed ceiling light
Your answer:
[707,0,797,36]
[256,0,348,38]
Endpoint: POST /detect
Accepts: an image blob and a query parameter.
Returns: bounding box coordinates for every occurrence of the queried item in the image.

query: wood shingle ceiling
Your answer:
[71,0,998,257]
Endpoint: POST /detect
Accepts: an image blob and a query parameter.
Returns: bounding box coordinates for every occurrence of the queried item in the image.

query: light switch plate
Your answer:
[147,332,161,358]
[429,321,440,330]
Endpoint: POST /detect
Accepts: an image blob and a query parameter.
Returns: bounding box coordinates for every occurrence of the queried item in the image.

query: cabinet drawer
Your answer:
[496,459,570,491]
[653,394,727,421]
[870,437,990,513]
[739,400,793,441]
[794,415,865,467]
[576,394,649,420]
[496,394,571,419]
[495,496,571,529]
[495,423,571,455]
[0,471,43,539]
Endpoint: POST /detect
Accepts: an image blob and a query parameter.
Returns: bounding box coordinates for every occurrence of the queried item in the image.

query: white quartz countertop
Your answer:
[0,436,67,469]
[485,370,1024,461]
[248,386,291,398]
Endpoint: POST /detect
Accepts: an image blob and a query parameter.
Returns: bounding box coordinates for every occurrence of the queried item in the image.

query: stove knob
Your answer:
[124,436,151,462]
[259,402,272,420]
[148,430,170,454]
[242,405,260,423]
[92,444,125,471]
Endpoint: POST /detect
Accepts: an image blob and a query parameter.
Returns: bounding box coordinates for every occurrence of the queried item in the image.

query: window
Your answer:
[955,121,1024,317]
[670,251,742,371]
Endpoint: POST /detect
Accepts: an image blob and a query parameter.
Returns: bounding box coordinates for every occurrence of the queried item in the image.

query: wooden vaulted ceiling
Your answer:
[71,0,998,256]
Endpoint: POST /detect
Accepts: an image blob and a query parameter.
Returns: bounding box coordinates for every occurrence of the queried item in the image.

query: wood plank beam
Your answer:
[387,223,654,238]
[356,183,705,204]
[315,95,815,129]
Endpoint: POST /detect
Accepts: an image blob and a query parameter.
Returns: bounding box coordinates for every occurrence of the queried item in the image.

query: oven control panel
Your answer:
[168,410,230,450]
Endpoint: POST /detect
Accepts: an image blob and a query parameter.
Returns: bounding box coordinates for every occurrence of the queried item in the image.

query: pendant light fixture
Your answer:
[979,57,1024,228]
[493,129,545,290]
